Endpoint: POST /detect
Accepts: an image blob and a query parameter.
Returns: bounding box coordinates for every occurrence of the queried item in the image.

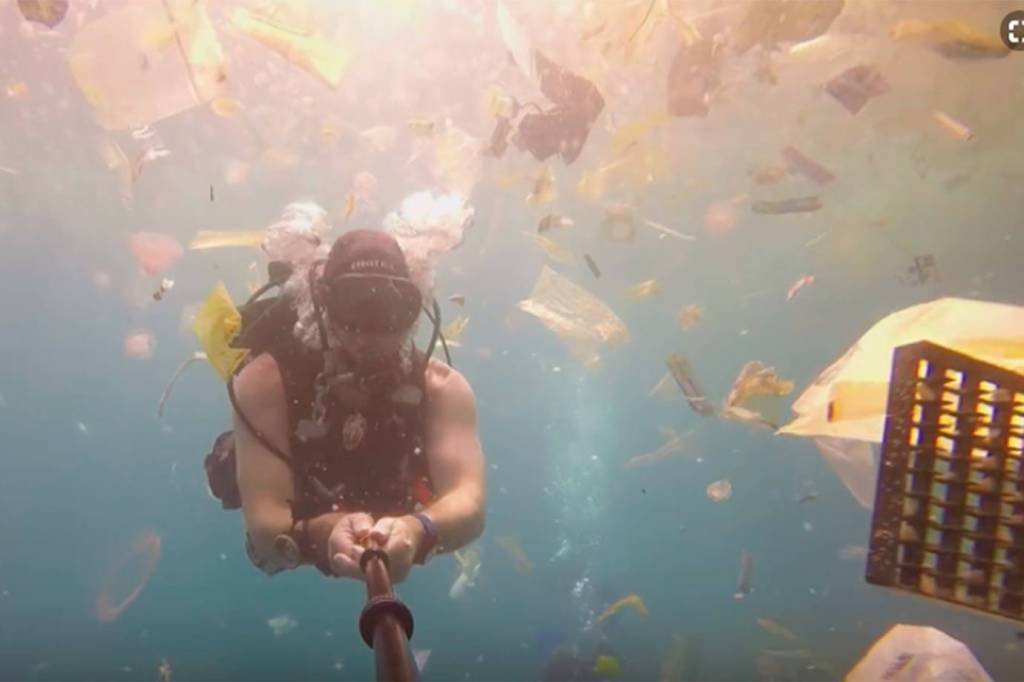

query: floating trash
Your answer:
[824,64,889,115]
[596,594,649,624]
[267,614,298,637]
[124,329,156,360]
[96,531,162,623]
[751,197,822,214]
[130,233,183,276]
[677,304,704,331]
[707,479,732,503]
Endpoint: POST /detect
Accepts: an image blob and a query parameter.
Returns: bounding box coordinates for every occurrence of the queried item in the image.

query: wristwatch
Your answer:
[411,512,438,565]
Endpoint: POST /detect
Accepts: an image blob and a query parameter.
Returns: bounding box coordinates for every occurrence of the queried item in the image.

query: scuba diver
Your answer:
[210,228,485,583]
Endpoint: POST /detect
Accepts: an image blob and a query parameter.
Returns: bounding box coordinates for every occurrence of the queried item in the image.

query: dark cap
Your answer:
[321,230,421,334]
[324,229,411,281]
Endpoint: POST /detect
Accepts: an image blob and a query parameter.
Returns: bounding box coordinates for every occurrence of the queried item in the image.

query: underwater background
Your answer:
[1,1,1023,680]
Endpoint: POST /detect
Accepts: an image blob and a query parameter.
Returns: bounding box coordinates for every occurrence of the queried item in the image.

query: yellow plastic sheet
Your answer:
[230,1,349,88]
[779,298,1024,443]
[69,0,225,130]
[192,282,249,380]
[189,230,265,250]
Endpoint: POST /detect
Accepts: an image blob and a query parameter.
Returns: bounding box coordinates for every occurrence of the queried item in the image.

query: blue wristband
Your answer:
[412,512,438,564]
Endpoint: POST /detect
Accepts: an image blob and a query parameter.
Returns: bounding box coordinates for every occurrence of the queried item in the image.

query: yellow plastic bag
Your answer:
[230,1,349,88]
[780,298,1024,443]
[192,282,249,381]
[68,0,225,130]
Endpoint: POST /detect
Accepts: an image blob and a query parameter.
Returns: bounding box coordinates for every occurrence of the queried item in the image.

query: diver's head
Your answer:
[319,229,422,361]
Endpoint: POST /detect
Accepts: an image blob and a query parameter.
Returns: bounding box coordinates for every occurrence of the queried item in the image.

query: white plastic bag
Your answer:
[846,624,992,682]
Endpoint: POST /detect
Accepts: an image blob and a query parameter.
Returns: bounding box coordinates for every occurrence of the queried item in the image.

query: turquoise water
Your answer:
[1,1,1023,680]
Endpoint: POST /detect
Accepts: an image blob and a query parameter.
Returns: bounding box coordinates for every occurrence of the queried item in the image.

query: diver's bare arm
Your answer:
[233,355,299,569]
[418,367,486,554]
[234,356,353,571]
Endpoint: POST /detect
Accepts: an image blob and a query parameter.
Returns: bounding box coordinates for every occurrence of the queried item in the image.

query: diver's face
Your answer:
[335,327,408,361]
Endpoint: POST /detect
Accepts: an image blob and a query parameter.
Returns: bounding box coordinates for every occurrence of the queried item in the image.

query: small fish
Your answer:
[407,119,435,136]
[932,110,973,141]
[584,254,601,278]
[786,275,814,302]
[734,550,753,599]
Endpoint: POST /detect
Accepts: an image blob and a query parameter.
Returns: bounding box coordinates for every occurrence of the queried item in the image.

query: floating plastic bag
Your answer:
[813,436,877,510]
[517,266,628,368]
[845,624,992,682]
[230,1,349,88]
[69,0,226,130]
[779,298,1024,443]
[192,282,248,380]
[383,192,474,295]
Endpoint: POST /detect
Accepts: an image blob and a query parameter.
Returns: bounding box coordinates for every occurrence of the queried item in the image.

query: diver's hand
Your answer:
[368,516,423,585]
[328,512,374,580]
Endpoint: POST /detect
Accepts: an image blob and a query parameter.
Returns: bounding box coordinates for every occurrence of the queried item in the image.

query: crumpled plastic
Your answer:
[230,0,350,88]
[724,361,794,428]
[517,266,628,368]
[431,120,483,197]
[890,19,1010,60]
[667,35,722,117]
[845,624,992,682]
[731,0,844,55]
[192,282,249,380]
[779,298,1024,443]
[813,437,877,510]
[18,0,67,28]
[493,4,604,165]
[383,192,474,295]
[69,0,226,131]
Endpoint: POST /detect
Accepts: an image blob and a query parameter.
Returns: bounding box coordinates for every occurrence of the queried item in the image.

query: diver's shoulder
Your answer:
[424,357,473,396]
[233,352,286,408]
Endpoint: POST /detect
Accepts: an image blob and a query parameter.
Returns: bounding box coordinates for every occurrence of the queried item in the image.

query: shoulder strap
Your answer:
[227,374,293,468]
